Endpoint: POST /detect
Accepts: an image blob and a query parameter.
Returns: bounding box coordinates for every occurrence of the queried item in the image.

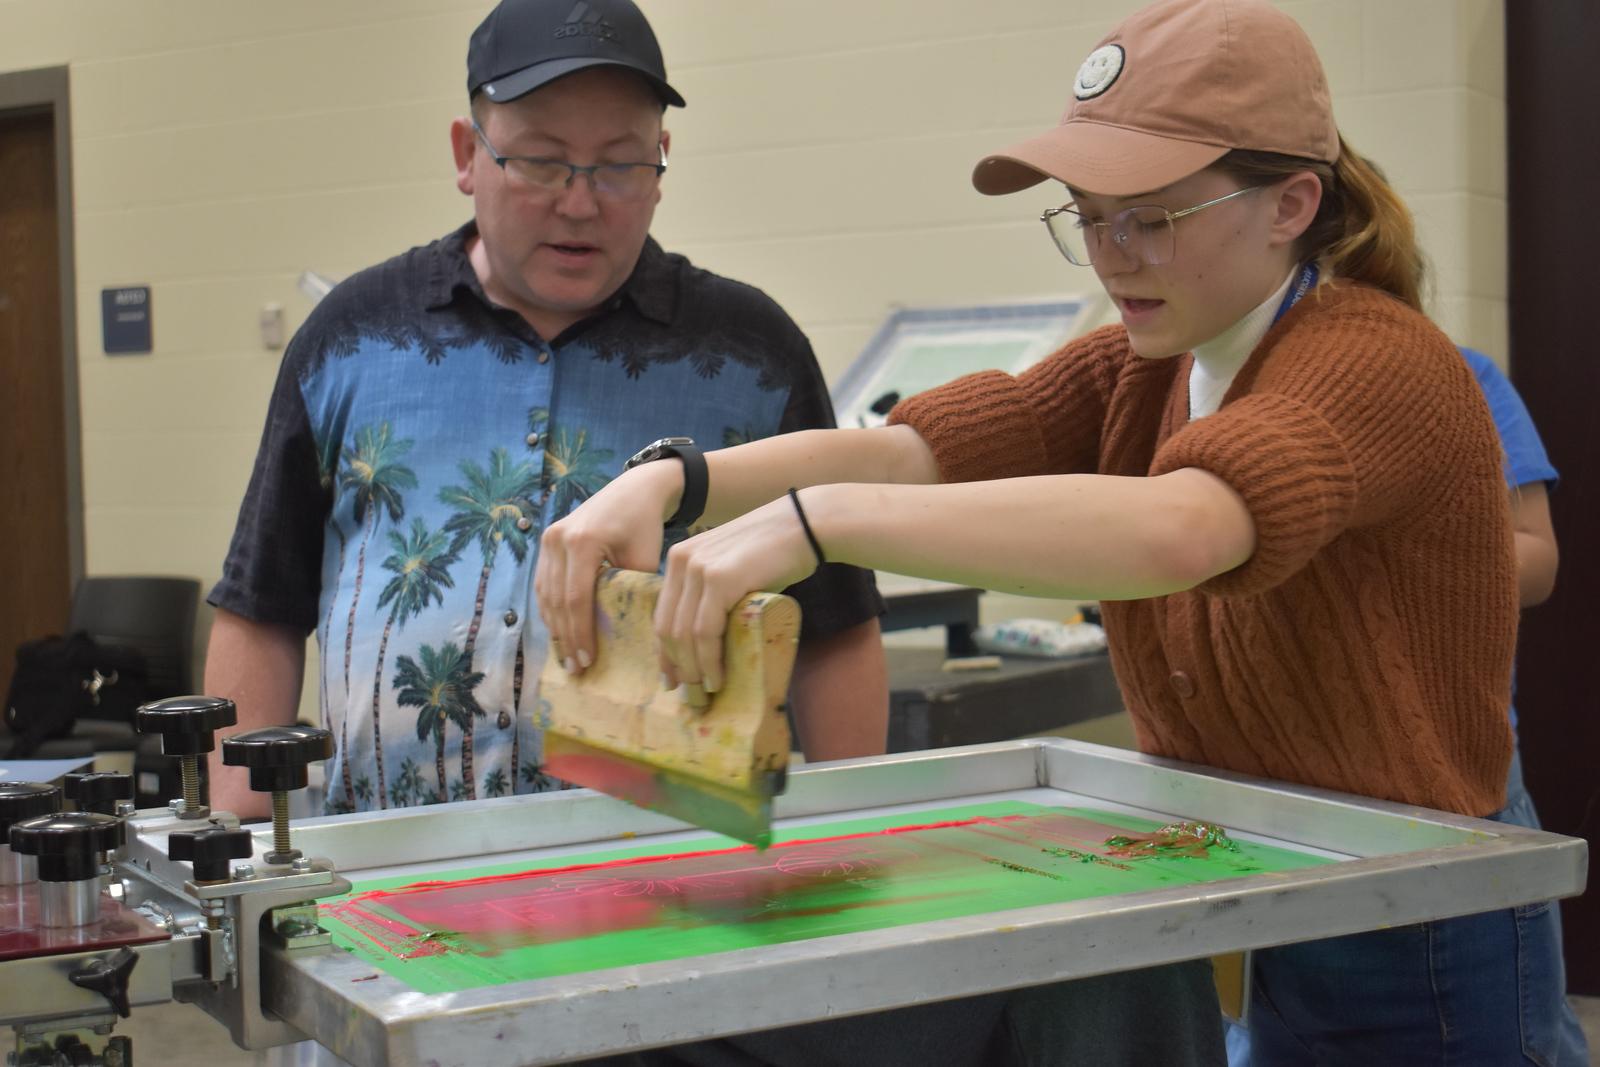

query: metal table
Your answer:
[878,576,982,656]
[259,739,1587,1066]
[886,647,1121,751]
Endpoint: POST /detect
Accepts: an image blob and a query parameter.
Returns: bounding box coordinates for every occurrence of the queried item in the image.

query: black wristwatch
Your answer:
[624,436,707,530]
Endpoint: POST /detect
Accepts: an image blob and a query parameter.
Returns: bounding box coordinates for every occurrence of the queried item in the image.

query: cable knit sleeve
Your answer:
[888,325,1124,483]
[1151,287,1498,598]
[1151,393,1357,596]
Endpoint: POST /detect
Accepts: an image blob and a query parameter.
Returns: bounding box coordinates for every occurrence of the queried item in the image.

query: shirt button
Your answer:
[1169,671,1196,699]
[536,349,551,365]
[504,610,518,626]
[516,517,532,531]
[541,488,552,504]
[525,432,541,447]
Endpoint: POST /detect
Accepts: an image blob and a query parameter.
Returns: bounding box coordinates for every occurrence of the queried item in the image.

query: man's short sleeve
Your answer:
[206,342,331,633]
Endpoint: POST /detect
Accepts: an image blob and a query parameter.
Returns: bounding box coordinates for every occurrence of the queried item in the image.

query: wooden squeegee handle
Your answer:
[589,567,801,707]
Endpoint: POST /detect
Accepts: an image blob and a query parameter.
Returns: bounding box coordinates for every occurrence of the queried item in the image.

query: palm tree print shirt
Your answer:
[209,223,882,813]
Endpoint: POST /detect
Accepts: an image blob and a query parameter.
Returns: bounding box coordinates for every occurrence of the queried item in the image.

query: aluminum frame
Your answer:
[258,739,1587,1066]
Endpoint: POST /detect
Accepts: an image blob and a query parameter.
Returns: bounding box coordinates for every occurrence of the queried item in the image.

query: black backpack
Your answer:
[3,632,150,758]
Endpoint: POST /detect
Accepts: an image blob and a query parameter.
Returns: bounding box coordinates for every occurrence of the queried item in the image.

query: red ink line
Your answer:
[321,813,1082,962]
[336,815,1025,908]
[325,907,430,957]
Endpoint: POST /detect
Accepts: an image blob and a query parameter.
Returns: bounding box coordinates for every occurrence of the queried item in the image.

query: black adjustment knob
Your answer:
[64,772,134,816]
[0,782,61,841]
[869,390,902,416]
[222,725,334,792]
[8,812,125,882]
[135,695,238,755]
[168,826,254,883]
[68,946,138,1018]
[223,725,333,864]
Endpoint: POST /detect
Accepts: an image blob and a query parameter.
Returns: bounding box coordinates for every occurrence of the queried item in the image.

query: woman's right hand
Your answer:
[535,461,681,675]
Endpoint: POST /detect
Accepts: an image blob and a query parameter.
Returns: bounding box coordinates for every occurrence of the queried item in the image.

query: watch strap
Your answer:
[663,443,708,530]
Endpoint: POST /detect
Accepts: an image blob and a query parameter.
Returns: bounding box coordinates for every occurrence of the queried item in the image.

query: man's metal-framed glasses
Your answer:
[471,120,666,202]
[1039,185,1264,267]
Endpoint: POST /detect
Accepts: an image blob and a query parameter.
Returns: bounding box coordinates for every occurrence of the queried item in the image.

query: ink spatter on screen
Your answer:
[1103,821,1240,859]
[1042,847,1134,871]
[319,801,1328,994]
[984,858,1067,882]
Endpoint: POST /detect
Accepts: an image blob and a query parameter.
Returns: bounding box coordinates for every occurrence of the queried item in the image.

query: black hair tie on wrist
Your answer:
[787,487,826,568]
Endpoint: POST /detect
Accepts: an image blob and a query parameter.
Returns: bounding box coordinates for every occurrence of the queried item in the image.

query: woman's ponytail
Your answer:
[1219,136,1427,311]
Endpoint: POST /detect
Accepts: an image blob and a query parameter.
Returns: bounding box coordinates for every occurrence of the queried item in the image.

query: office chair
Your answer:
[0,576,200,803]
[68,575,199,703]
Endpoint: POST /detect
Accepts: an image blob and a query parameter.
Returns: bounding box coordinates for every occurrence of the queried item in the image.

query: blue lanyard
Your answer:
[1272,262,1320,326]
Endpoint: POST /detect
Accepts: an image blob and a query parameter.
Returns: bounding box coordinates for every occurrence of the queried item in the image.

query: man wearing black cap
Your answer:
[203,0,886,827]
[454,0,684,345]
[209,3,1222,1064]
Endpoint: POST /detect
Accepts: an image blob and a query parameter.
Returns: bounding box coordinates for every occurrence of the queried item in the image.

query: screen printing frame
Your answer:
[261,738,1588,1066]
[829,297,1102,431]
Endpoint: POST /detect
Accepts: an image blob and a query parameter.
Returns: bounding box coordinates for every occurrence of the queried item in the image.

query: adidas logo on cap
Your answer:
[555,1,616,42]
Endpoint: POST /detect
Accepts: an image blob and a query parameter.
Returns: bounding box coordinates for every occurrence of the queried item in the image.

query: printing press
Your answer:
[1,695,1588,1066]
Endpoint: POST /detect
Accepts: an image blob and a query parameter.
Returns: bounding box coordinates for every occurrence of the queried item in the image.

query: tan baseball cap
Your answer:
[973,0,1339,197]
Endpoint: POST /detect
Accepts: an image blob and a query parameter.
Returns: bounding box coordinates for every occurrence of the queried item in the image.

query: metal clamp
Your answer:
[270,903,332,951]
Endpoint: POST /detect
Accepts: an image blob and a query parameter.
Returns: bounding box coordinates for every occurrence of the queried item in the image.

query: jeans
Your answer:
[1228,748,1589,1066]
[587,961,1226,1066]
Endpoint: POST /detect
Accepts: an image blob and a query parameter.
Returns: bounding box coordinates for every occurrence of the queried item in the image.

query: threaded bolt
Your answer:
[180,756,202,813]
[272,792,292,858]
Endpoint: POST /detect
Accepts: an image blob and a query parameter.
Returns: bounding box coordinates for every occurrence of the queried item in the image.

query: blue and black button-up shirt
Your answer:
[210,223,880,813]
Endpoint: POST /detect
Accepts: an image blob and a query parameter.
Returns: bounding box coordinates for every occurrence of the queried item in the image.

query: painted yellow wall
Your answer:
[0,0,1507,714]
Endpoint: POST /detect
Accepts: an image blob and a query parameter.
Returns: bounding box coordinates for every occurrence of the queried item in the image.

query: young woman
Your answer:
[537,0,1579,1062]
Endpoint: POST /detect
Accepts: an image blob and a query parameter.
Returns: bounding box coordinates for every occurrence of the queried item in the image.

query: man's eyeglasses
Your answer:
[1039,185,1265,267]
[472,120,666,202]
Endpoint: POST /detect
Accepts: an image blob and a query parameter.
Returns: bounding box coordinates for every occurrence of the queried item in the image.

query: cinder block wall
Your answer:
[656,0,1506,382]
[0,0,1507,716]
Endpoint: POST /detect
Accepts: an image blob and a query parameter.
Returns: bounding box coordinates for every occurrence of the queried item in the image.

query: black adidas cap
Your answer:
[468,0,686,108]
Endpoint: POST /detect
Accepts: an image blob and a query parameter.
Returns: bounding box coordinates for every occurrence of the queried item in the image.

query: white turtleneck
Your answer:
[1187,268,1298,421]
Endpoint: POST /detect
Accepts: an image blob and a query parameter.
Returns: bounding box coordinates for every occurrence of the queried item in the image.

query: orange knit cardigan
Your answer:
[890,283,1516,816]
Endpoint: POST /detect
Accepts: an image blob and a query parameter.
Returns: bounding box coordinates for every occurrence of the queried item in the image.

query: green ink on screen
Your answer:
[319,801,1329,994]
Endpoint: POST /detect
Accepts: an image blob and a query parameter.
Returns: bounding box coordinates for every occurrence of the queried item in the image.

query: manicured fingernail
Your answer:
[564,657,576,674]
[577,649,592,669]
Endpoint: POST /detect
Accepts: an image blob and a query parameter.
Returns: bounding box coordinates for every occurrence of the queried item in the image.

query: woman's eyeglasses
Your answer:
[1040,185,1265,267]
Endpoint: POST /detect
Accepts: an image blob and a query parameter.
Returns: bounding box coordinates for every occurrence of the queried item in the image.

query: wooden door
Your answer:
[0,108,71,700]
[1506,2,1600,995]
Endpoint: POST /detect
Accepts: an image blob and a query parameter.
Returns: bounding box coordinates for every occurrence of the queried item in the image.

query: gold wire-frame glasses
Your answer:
[1040,185,1265,267]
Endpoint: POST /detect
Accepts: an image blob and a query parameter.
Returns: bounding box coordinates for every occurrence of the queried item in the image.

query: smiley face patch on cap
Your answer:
[1074,43,1125,100]
[973,0,1338,197]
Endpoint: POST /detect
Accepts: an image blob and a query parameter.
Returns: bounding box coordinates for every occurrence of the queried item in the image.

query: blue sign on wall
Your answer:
[102,286,152,354]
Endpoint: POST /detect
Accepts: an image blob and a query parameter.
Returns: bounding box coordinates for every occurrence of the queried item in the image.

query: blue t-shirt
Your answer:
[1459,348,1558,731]
[1460,348,1558,491]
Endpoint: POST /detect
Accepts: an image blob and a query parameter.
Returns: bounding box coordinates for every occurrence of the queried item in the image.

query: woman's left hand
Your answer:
[655,489,825,694]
